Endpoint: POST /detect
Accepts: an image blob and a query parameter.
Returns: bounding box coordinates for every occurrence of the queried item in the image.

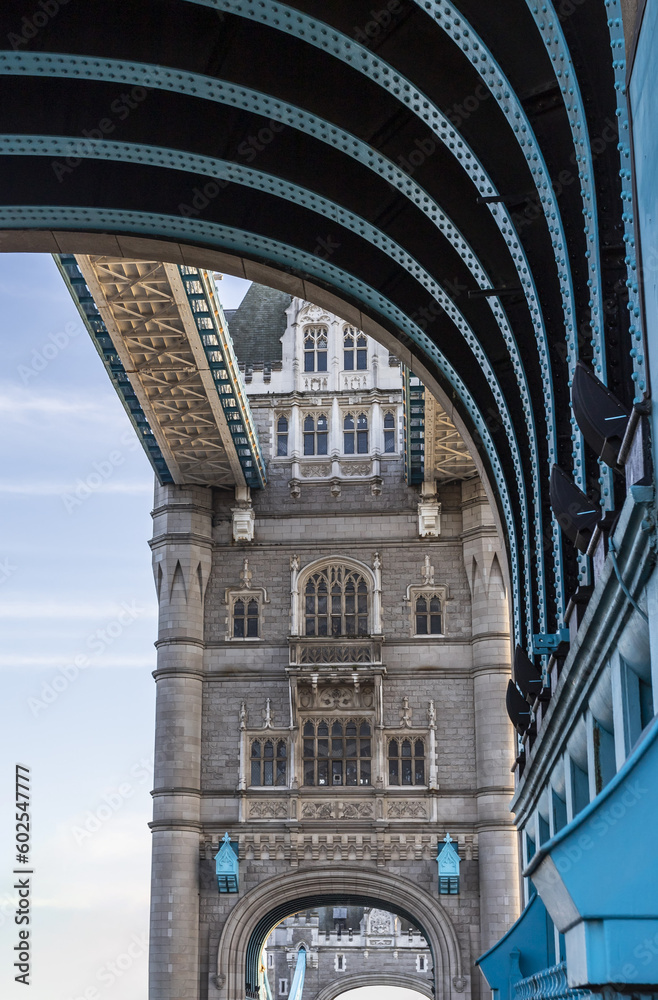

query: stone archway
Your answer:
[314,972,433,1000]
[214,865,465,1000]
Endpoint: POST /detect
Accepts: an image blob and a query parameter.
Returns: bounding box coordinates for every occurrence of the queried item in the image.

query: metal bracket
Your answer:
[532,628,570,655]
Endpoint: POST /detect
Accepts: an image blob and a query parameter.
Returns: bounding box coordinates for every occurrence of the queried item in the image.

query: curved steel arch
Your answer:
[0,0,636,650]
[0,206,527,640]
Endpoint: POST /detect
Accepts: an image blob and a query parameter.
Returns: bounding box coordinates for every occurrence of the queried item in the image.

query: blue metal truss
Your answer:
[177,265,266,489]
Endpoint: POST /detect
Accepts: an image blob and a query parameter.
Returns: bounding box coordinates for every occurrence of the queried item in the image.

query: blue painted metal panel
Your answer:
[526,715,658,985]
[476,894,556,1000]
[53,253,175,485]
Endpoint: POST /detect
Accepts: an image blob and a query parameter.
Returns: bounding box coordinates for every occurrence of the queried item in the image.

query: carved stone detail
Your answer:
[387,800,427,819]
[300,463,331,478]
[298,681,375,711]
[249,800,288,819]
[301,802,335,819]
[340,461,371,476]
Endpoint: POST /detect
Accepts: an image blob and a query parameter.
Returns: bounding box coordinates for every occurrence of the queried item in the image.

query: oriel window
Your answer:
[303,718,372,786]
[304,565,368,636]
[388,738,425,785]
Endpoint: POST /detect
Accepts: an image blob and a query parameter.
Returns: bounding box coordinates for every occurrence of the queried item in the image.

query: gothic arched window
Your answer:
[343,412,369,454]
[343,327,367,370]
[250,738,287,786]
[384,411,396,453]
[303,413,328,455]
[303,718,371,786]
[304,326,328,372]
[388,738,425,785]
[415,594,442,635]
[276,414,288,456]
[304,565,369,636]
[233,597,260,638]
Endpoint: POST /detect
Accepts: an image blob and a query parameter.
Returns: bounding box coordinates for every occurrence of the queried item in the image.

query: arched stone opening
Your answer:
[320,976,432,1000]
[215,866,464,1000]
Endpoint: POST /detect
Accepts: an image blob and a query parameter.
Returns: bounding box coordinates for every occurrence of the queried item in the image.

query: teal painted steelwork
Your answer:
[53,253,175,485]
[403,370,425,486]
[523,0,605,382]
[606,0,646,399]
[513,962,592,1000]
[0,206,526,643]
[0,133,536,569]
[288,948,306,1000]
[476,893,556,1000]
[215,832,239,893]
[630,0,658,485]
[0,52,551,635]
[0,133,536,516]
[178,265,265,489]
[526,714,658,987]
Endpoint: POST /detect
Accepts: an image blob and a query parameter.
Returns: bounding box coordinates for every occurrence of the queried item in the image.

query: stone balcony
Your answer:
[288,636,384,670]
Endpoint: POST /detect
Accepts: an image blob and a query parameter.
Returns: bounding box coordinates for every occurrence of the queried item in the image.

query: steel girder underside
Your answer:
[0,0,640,648]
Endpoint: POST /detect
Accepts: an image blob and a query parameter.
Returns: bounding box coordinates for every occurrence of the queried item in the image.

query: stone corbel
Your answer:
[231,486,255,542]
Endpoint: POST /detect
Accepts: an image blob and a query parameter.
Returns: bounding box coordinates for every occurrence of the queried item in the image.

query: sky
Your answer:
[0,253,418,1000]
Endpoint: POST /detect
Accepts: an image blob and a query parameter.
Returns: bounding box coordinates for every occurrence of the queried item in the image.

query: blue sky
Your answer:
[0,254,252,1000]
[0,253,422,1000]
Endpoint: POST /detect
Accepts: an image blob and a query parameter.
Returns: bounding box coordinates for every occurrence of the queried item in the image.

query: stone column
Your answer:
[149,482,213,1000]
[461,479,520,952]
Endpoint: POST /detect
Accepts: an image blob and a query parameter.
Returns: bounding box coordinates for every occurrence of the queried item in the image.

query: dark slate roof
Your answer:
[224,283,290,365]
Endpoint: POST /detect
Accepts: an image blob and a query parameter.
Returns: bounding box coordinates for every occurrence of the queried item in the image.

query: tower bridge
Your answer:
[3,3,658,1000]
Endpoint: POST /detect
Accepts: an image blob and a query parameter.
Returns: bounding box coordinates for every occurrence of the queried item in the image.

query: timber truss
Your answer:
[56,255,265,490]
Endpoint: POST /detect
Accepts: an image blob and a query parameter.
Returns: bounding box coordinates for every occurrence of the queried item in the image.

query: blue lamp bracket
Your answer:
[215,832,239,893]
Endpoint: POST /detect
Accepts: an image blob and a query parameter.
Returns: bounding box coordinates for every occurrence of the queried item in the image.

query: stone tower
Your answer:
[148,291,520,1000]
